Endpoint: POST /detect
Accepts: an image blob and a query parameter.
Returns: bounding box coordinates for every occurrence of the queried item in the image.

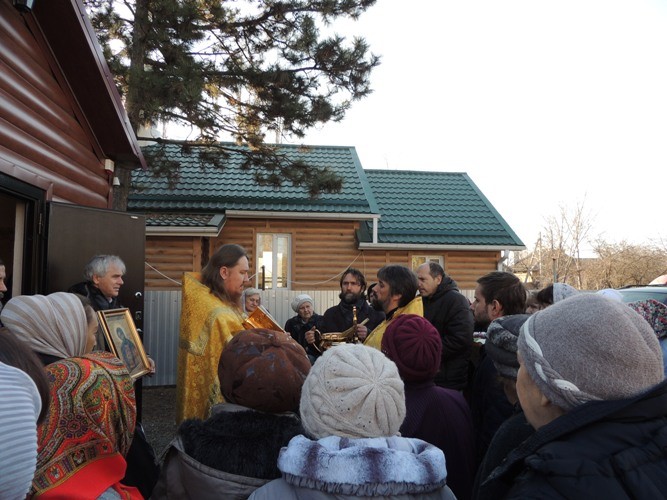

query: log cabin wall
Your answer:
[144,217,502,291]
[0,1,110,207]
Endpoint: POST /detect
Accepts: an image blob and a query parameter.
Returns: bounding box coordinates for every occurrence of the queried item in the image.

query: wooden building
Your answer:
[130,143,524,294]
[0,0,145,309]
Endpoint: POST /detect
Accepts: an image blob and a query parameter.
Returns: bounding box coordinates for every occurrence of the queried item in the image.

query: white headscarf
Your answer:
[0,292,89,359]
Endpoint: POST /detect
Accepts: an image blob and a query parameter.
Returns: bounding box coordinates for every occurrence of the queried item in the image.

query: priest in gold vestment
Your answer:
[176,244,249,423]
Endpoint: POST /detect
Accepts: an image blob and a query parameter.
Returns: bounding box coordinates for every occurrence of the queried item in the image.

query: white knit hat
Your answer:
[299,344,406,439]
[0,361,41,500]
[291,293,314,313]
[519,294,663,411]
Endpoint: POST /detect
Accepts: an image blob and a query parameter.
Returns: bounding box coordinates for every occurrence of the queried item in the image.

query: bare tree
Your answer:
[587,240,667,288]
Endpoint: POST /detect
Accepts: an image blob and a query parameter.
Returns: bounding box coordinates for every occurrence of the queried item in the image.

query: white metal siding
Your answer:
[142,288,474,386]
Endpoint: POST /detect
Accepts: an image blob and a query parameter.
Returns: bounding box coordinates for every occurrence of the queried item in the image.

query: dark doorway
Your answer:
[0,172,45,305]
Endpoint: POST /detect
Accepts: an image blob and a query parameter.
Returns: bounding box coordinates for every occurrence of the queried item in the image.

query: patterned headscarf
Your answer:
[628,299,667,339]
[31,352,136,497]
[0,292,89,358]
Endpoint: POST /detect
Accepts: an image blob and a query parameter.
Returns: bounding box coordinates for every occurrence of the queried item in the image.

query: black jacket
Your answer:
[68,281,121,311]
[284,313,326,359]
[472,409,533,500]
[422,277,474,390]
[321,299,384,334]
[490,380,667,499]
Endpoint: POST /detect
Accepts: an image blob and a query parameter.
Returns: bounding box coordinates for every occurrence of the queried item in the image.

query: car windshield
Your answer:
[617,289,667,305]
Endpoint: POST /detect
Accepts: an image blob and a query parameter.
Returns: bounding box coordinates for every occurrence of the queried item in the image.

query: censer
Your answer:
[311,306,368,353]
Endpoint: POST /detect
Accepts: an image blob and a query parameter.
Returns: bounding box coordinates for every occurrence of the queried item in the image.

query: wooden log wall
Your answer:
[144,218,502,291]
[0,1,109,207]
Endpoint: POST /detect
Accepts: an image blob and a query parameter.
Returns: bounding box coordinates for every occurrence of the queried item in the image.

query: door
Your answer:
[44,202,146,331]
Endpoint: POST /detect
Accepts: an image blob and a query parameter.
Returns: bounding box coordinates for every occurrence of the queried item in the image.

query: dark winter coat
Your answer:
[321,299,384,334]
[472,409,533,500]
[422,277,474,390]
[284,313,325,360]
[68,280,122,311]
[400,381,476,500]
[490,380,667,499]
[470,353,515,466]
[151,403,304,499]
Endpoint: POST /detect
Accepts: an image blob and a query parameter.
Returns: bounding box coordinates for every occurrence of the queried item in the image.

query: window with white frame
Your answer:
[411,255,444,271]
[256,233,291,289]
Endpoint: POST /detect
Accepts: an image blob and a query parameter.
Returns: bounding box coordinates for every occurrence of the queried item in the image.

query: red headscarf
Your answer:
[31,351,140,499]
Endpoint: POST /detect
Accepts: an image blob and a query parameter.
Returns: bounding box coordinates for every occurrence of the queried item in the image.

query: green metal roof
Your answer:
[128,143,378,215]
[361,169,524,248]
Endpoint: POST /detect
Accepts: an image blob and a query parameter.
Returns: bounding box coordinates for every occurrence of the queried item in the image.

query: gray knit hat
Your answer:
[486,314,530,380]
[291,294,314,313]
[518,294,663,411]
[299,344,406,439]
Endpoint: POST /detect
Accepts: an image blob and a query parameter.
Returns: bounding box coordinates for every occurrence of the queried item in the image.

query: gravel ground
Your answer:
[141,385,178,459]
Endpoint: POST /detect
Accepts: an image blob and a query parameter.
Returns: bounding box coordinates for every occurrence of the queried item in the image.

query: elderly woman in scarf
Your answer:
[32,352,140,498]
[0,292,98,364]
[0,293,141,498]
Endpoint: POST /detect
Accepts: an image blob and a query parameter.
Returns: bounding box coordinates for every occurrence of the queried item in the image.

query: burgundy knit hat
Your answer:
[381,314,442,382]
[218,329,311,413]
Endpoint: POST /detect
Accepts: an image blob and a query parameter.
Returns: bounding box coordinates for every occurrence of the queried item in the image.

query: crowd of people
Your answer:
[1,244,667,499]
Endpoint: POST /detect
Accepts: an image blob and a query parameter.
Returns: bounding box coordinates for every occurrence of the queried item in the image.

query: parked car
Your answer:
[616,285,667,305]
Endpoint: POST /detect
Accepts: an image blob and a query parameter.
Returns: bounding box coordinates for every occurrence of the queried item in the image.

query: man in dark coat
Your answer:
[492,294,667,498]
[68,254,125,313]
[469,271,526,466]
[320,268,384,340]
[417,262,474,390]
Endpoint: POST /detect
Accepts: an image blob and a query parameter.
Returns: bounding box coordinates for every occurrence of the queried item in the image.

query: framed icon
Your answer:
[97,308,151,380]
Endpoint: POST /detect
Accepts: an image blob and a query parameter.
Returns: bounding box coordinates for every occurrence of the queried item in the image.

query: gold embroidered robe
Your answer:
[176,273,244,423]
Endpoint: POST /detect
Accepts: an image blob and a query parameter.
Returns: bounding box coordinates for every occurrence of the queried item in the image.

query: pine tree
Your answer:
[85,0,379,208]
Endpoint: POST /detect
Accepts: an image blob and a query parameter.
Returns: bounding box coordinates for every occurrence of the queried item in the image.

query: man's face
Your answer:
[470,284,502,328]
[417,265,441,297]
[0,265,6,294]
[340,273,363,304]
[374,278,396,313]
[93,263,124,299]
[221,256,250,303]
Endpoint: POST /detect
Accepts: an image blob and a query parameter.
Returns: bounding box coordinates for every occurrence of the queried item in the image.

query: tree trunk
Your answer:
[115,0,150,211]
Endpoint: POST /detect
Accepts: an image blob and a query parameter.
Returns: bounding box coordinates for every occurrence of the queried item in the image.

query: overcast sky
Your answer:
[286,0,667,251]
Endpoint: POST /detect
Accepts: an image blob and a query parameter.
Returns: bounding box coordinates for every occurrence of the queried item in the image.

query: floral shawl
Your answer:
[31,352,140,499]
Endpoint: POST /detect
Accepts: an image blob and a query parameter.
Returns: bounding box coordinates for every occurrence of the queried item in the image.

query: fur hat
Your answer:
[518,294,663,411]
[299,344,405,439]
[382,314,441,382]
[218,329,311,414]
[291,294,314,313]
[485,314,530,380]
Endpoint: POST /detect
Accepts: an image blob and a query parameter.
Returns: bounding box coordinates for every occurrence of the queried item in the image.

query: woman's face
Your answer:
[220,256,250,302]
[245,293,261,313]
[85,314,98,354]
[298,301,313,321]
